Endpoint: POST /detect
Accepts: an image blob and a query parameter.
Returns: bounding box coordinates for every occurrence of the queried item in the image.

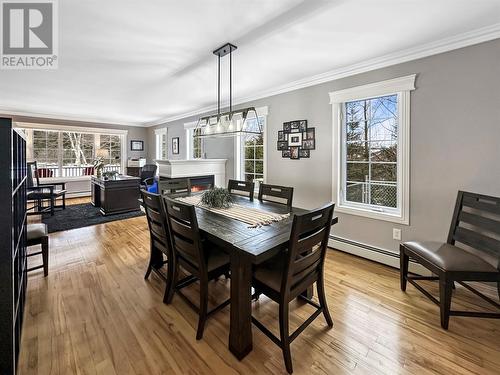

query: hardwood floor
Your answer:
[20,199,500,374]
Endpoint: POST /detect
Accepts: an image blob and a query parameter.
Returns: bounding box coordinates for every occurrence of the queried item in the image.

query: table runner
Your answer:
[176,195,290,228]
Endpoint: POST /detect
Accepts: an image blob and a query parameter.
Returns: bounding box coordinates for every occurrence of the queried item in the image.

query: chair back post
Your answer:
[228,179,255,200]
[163,197,208,278]
[281,203,335,297]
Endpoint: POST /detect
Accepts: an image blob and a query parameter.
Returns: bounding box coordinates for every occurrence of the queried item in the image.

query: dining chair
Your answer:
[26,223,49,277]
[251,202,335,373]
[227,179,254,200]
[140,164,157,189]
[27,161,67,216]
[141,190,173,303]
[258,183,294,207]
[159,178,191,195]
[163,197,231,339]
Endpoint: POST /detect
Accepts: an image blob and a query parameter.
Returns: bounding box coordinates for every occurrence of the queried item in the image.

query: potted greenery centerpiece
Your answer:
[201,187,233,208]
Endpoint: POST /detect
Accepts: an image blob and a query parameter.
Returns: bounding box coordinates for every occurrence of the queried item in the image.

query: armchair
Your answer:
[27,161,67,216]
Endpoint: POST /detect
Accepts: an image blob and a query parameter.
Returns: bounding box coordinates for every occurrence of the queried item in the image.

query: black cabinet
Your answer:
[0,118,27,374]
[91,175,141,215]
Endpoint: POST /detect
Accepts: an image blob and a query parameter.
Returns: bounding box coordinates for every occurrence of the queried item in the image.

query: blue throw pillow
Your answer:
[147,181,158,194]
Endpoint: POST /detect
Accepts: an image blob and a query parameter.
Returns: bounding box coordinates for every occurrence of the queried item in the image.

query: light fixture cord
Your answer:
[229,48,232,113]
[218,54,221,116]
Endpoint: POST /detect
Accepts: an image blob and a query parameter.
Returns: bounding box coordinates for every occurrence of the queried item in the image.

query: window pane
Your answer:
[346,142,369,161]
[245,160,254,174]
[370,183,397,208]
[371,163,397,182]
[346,162,368,182]
[245,147,254,160]
[369,117,397,141]
[255,161,263,174]
[370,141,397,162]
[370,95,397,122]
[254,146,264,160]
[346,182,365,204]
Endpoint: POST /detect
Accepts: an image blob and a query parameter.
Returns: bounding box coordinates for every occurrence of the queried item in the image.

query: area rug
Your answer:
[42,203,144,233]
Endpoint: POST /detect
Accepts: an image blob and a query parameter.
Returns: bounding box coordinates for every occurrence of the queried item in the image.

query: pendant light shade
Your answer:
[194,43,262,139]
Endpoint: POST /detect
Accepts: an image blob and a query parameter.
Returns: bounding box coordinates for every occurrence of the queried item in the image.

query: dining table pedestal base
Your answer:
[229,251,254,360]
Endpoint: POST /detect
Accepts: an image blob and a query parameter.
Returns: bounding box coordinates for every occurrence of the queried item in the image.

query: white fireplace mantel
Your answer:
[155,159,227,187]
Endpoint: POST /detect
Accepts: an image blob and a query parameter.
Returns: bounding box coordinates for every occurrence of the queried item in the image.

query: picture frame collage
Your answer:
[277,120,315,159]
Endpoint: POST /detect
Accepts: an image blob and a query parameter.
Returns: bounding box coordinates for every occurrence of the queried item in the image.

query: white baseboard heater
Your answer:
[328,235,430,276]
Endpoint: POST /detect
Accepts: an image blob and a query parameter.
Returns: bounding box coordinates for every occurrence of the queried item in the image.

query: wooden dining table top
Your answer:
[168,192,338,263]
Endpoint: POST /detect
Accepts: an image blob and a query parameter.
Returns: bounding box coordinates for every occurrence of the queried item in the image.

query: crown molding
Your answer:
[146,23,500,127]
[0,107,143,127]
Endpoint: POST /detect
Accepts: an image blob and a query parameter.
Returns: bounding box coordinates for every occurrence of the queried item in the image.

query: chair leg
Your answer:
[196,278,208,340]
[400,246,409,292]
[50,196,55,216]
[62,193,66,210]
[145,244,162,280]
[317,272,333,327]
[41,236,49,277]
[279,302,293,373]
[164,259,178,304]
[497,281,500,301]
[439,275,453,330]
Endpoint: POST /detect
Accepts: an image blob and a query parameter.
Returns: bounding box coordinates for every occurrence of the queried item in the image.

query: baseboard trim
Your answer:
[328,235,430,276]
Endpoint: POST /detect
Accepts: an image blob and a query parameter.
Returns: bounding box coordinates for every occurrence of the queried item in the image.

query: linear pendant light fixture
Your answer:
[194,43,262,139]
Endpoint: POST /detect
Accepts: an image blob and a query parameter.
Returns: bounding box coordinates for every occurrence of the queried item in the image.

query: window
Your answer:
[192,128,203,159]
[155,128,168,159]
[235,113,267,190]
[23,126,126,178]
[330,75,415,224]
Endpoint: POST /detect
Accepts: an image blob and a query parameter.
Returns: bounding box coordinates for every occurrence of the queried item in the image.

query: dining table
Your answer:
[169,191,339,360]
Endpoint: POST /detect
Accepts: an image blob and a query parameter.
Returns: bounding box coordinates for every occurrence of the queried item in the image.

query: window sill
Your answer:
[336,204,409,225]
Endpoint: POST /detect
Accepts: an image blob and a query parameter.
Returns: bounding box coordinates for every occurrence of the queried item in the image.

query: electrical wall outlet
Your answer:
[393,228,402,241]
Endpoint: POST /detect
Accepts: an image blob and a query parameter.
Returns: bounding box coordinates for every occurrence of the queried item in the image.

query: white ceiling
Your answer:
[1,0,499,127]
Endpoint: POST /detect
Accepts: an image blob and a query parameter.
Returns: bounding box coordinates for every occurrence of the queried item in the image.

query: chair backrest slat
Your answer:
[283,202,335,295]
[164,197,207,274]
[447,191,500,268]
[228,179,254,200]
[258,183,294,207]
[141,190,170,253]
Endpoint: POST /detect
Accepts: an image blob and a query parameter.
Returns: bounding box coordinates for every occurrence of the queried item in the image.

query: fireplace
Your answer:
[155,159,226,191]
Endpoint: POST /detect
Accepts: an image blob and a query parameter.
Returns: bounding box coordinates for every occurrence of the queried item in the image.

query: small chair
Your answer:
[26,223,49,277]
[227,179,254,200]
[27,161,67,216]
[83,166,95,176]
[141,190,173,302]
[163,197,231,340]
[251,202,335,373]
[158,178,191,195]
[140,164,157,189]
[400,191,500,330]
[258,183,294,207]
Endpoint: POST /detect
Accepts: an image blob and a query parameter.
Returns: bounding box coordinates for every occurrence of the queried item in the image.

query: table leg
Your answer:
[229,252,253,360]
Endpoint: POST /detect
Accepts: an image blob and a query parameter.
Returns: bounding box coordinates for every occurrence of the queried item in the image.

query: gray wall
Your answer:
[11,115,149,161]
[150,39,500,254]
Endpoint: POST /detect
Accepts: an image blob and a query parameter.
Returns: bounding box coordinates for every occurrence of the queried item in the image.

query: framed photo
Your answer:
[172,137,179,154]
[299,120,307,132]
[302,138,315,150]
[283,122,291,132]
[288,133,302,147]
[282,150,291,158]
[277,141,288,151]
[290,146,300,160]
[130,140,144,151]
[290,121,300,129]
[299,149,310,158]
[278,131,285,141]
[305,127,315,140]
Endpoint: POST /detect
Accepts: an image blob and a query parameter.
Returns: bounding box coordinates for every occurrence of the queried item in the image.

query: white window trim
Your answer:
[155,127,168,160]
[234,106,268,188]
[184,120,204,160]
[17,122,128,176]
[329,75,415,225]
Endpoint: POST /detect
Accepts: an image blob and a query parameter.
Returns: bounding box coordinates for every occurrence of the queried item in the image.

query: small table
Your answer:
[91,175,141,215]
